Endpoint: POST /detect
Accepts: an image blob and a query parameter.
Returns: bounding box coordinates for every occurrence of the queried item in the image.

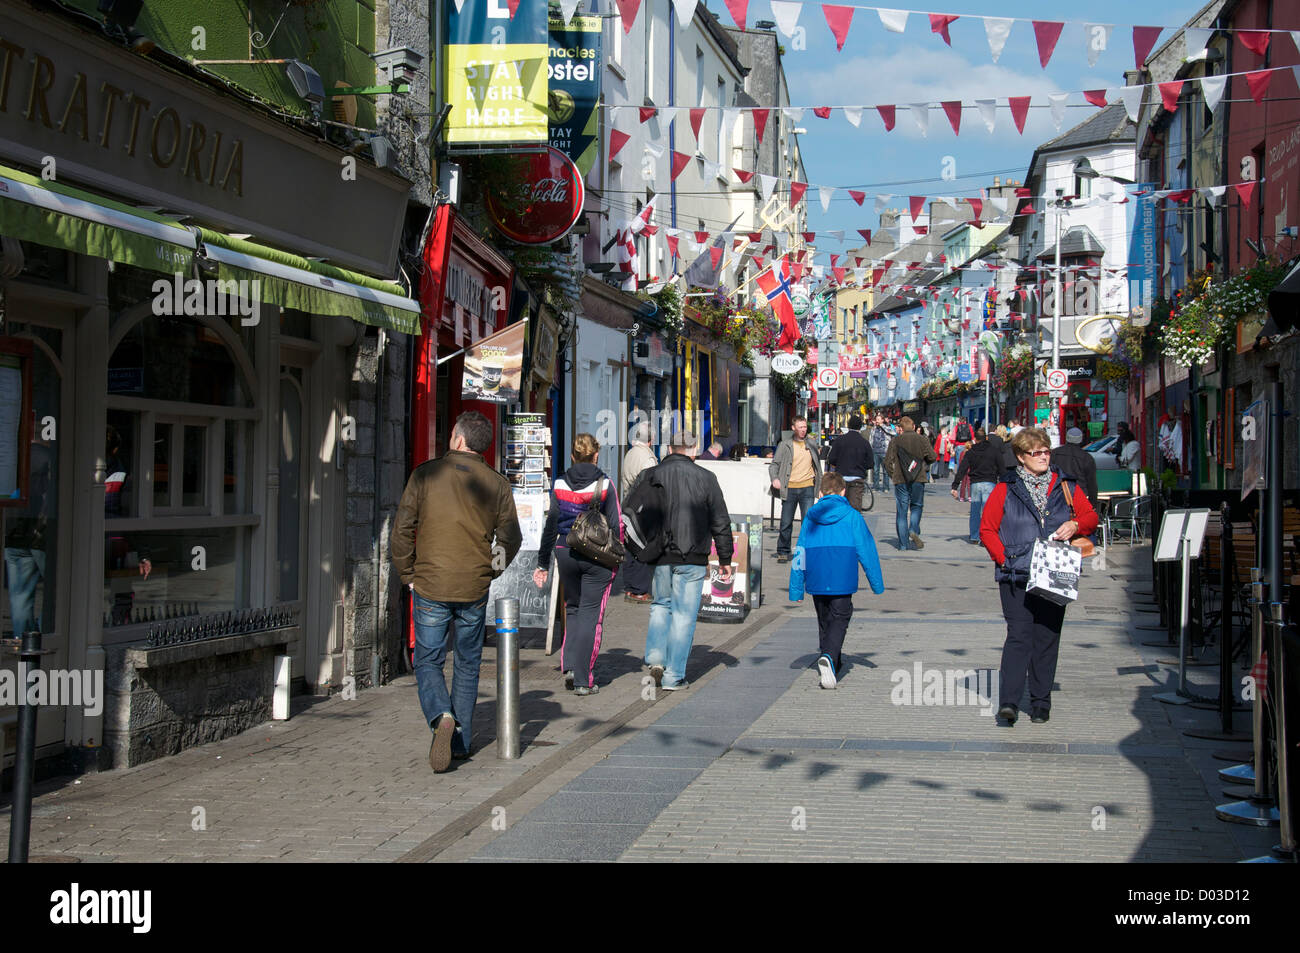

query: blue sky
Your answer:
[702,0,1209,254]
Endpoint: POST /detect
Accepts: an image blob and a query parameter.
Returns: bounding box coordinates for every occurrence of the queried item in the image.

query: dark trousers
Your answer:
[778,485,816,555]
[813,594,853,670]
[621,550,652,595]
[556,547,616,688]
[844,479,865,512]
[997,581,1067,711]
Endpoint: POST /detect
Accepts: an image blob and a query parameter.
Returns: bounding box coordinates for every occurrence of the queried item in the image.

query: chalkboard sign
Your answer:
[488,551,553,629]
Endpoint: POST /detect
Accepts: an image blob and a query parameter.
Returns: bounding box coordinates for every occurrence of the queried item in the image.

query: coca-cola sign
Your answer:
[486,147,585,245]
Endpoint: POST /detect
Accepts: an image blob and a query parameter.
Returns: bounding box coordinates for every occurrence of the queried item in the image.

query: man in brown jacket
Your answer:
[392,411,521,772]
[882,415,937,551]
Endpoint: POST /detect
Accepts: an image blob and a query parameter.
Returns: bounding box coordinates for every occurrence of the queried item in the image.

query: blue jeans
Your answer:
[777,485,816,556]
[644,563,708,685]
[413,592,488,756]
[4,547,47,637]
[872,463,890,492]
[969,481,996,542]
[894,482,925,548]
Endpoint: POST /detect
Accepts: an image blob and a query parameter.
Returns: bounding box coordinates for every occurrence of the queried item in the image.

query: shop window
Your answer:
[280,309,313,340]
[109,315,250,407]
[103,286,258,631]
[16,241,73,287]
[103,527,243,625]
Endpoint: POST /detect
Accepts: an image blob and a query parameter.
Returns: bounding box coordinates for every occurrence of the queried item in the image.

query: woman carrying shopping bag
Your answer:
[534,433,622,695]
[978,428,1098,726]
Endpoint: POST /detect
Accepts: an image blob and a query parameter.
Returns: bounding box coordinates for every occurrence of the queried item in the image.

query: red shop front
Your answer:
[414,205,514,468]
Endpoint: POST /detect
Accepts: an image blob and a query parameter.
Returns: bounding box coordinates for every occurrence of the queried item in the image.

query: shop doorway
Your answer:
[2,308,73,758]
[278,346,317,693]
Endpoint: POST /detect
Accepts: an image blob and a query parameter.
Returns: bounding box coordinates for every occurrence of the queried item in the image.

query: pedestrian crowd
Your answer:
[393,409,1106,772]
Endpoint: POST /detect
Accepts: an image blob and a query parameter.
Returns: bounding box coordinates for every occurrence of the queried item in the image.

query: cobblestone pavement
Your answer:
[1,493,1278,861]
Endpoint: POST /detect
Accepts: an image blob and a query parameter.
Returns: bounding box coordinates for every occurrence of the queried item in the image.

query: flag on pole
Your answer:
[756,256,801,353]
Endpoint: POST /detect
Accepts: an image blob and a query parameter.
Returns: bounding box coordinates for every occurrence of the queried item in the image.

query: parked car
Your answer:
[1085,434,1121,470]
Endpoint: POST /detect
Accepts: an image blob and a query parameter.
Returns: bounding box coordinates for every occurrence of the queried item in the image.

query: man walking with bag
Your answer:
[620,421,658,603]
[883,416,936,551]
[392,411,522,772]
[635,430,733,691]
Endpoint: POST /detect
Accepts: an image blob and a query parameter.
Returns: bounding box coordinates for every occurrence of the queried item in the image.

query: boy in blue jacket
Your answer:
[789,473,885,689]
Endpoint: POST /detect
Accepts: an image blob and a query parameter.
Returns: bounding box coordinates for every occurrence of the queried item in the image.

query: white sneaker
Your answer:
[817,655,837,690]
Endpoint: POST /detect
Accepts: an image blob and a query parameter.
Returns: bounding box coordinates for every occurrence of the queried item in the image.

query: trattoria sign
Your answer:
[0,7,411,276]
[0,32,243,195]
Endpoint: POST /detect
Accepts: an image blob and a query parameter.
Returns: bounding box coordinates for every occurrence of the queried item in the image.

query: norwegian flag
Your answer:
[755,256,801,353]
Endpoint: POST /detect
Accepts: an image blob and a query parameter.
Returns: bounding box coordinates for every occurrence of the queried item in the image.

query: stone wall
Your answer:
[344,332,409,691]
[102,635,287,768]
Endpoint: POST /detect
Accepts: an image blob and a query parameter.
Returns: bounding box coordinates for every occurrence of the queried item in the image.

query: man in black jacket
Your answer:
[1050,427,1099,509]
[827,414,873,513]
[641,430,733,691]
[951,427,1003,544]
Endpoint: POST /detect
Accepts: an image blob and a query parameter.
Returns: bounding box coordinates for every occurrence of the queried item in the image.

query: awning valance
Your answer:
[198,229,420,335]
[0,164,194,273]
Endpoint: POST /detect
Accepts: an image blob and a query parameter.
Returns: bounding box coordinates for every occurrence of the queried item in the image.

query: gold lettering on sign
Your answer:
[0,32,247,197]
[220,138,243,196]
[98,82,125,148]
[206,129,223,186]
[124,92,150,157]
[58,71,88,141]
[149,106,180,167]
[0,38,23,112]
[182,120,205,180]
[25,53,54,127]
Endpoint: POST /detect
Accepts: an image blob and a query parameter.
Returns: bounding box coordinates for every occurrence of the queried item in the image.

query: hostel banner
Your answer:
[548,15,601,176]
[445,0,549,147]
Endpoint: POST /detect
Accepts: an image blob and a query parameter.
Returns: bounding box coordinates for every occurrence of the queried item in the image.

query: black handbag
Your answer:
[567,478,626,571]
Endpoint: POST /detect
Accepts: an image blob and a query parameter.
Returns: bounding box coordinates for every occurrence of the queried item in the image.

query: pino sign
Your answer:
[772,352,804,374]
[486,147,585,244]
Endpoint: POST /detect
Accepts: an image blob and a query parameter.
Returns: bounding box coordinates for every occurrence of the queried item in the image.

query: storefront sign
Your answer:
[1075,315,1122,354]
[0,8,409,276]
[547,15,601,176]
[771,352,803,374]
[463,320,526,403]
[485,147,584,244]
[445,0,549,147]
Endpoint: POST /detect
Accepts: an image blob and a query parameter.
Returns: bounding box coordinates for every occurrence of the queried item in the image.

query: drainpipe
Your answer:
[371,327,387,689]
[669,4,676,235]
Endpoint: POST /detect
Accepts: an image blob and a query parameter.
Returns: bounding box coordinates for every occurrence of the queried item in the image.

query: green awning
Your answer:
[0,164,194,273]
[198,229,420,335]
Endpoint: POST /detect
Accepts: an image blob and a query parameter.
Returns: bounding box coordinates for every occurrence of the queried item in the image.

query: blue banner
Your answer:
[548,15,601,176]
[1127,182,1157,315]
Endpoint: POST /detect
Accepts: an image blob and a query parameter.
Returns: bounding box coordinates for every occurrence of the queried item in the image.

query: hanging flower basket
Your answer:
[1159,260,1290,367]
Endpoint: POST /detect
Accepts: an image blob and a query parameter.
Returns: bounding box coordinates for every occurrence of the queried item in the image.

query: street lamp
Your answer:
[1050,188,1072,372]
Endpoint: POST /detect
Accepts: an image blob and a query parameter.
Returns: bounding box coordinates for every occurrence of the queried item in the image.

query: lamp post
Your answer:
[1051,188,1072,372]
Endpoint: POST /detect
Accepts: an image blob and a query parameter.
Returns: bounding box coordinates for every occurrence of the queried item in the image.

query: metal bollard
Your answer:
[6,630,43,864]
[494,598,521,760]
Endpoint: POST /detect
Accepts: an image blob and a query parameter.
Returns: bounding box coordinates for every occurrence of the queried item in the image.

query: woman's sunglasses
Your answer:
[1022,449,1052,458]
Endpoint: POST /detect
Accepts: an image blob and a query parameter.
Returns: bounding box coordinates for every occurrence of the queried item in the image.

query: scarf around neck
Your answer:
[1017,465,1052,516]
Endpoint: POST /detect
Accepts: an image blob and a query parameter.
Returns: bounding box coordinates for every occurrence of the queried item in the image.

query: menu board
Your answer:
[505,411,551,493]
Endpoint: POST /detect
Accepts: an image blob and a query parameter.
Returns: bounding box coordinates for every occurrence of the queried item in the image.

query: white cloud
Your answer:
[794,46,1067,141]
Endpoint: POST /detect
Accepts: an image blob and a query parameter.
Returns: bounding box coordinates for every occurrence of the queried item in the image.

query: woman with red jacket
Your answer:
[979,427,1098,726]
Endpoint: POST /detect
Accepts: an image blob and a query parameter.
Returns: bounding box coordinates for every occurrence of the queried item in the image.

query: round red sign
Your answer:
[486,147,585,245]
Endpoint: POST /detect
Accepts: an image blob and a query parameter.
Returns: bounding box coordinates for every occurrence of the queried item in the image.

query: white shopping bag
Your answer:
[1025,538,1082,605]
